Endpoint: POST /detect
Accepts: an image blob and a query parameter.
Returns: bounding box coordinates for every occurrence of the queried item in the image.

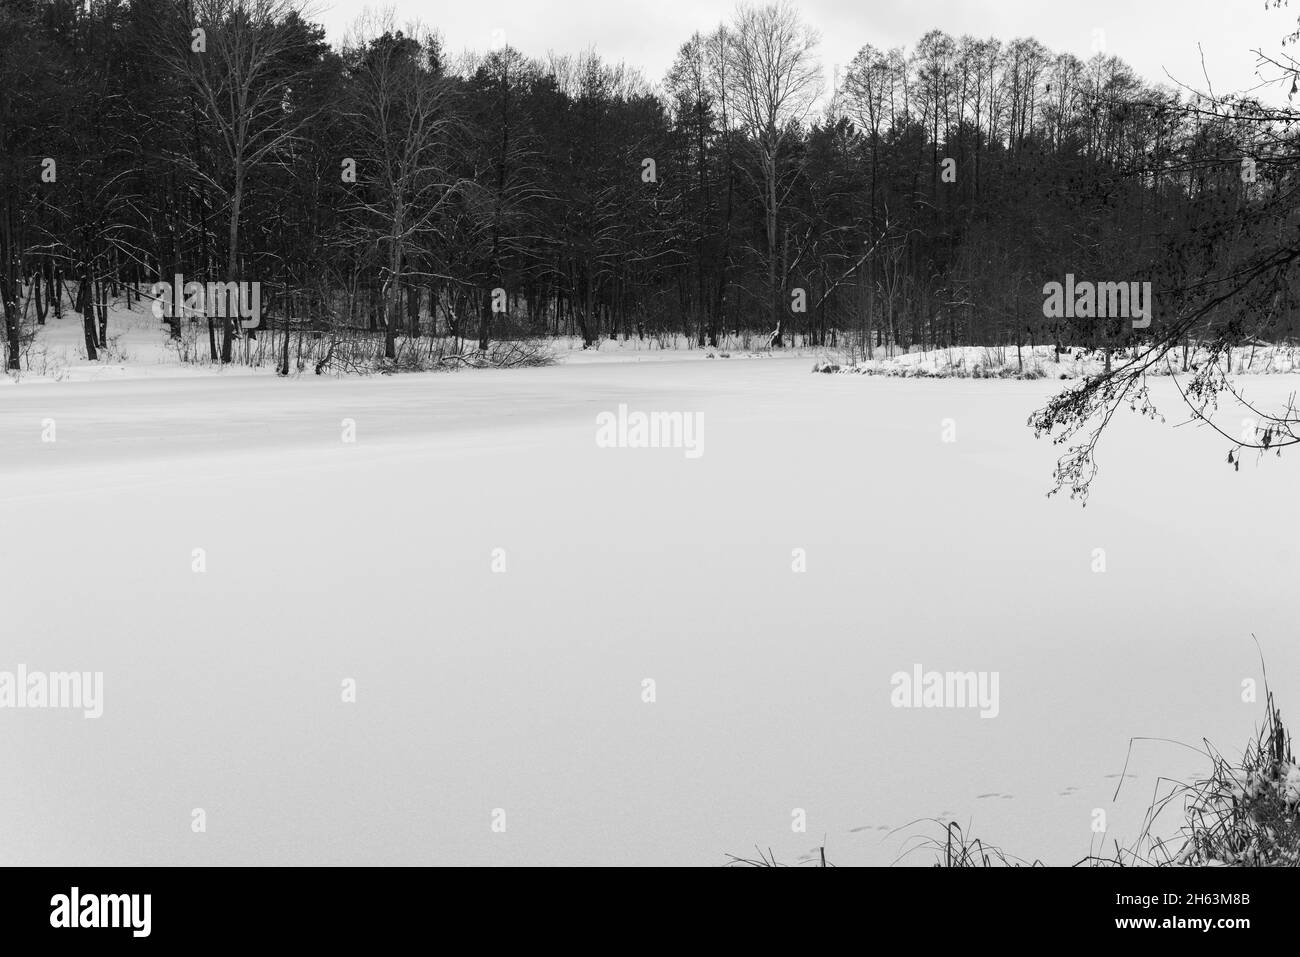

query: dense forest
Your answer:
[1,0,1298,379]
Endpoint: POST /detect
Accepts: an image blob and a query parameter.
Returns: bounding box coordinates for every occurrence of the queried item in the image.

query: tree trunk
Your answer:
[34,262,46,325]
[383,241,401,361]
[407,282,420,337]
[478,287,492,352]
[222,174,243,364]
[767,148,782,347]
[1,278,20,371]
[79,271,98,361]
[97,277,108,347]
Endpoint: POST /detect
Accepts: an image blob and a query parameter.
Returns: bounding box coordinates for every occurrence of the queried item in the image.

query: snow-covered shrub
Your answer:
[1166,697,1300,866]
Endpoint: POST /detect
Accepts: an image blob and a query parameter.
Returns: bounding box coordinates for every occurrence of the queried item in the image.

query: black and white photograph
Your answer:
[0,0,1297,935]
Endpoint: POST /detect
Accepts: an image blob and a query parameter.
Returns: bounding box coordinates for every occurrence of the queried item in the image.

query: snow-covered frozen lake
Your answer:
[1,355,1297,865]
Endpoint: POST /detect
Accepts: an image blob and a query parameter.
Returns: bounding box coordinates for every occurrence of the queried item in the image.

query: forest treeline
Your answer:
[1,0,1298,373]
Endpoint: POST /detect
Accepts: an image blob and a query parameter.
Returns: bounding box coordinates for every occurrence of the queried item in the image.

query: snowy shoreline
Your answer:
[813,344,1300,380]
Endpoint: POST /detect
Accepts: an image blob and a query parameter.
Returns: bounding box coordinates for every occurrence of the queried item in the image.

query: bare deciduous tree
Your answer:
[343,14,463,361]
[725,1,822,347]
[159,0,321,362]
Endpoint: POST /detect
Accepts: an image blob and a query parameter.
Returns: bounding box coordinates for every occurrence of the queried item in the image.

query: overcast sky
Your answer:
[310,0,1293,101]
